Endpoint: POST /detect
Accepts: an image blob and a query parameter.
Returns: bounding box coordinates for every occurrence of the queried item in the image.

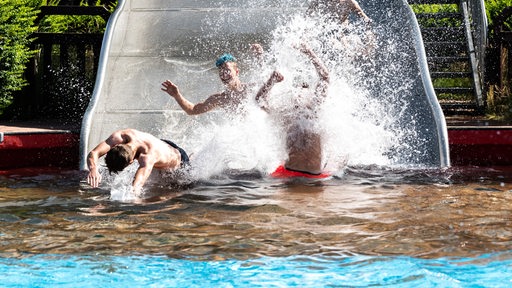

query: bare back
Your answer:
[115,129,182,171]
[285,125,323,174]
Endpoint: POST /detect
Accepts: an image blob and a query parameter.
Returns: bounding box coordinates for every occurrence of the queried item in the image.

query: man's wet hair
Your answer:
[105,144,132,175]
[216,53,237,68]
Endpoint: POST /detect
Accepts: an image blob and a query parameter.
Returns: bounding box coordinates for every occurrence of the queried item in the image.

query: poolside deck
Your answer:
[1,117,512,169]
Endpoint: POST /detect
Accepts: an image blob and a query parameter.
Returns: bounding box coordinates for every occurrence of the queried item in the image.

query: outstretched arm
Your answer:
[161,80,223,115]
[348,0,371,22]
[299,43,329,82]
[307,0,371,24]
[86,131,126,188]
[87,142,109,188]
[298,43,330,97]
[131,155,156,194]
[255,71,284,111]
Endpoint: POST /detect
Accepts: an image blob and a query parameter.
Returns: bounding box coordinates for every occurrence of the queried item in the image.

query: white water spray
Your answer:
[177,9,419,180]
[94,0,449,199]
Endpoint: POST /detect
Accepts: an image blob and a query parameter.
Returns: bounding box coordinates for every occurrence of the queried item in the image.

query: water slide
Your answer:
[79,0,450,172]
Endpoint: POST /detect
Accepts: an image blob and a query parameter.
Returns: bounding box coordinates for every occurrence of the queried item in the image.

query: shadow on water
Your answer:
[0,166,511,261]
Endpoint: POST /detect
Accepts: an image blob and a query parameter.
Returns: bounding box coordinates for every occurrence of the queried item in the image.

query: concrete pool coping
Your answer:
[1,117,512,169]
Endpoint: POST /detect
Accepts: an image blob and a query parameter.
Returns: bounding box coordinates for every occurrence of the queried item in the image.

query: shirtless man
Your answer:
[256,44,330,177]
[161,53,251,115]
[86,129,189,192]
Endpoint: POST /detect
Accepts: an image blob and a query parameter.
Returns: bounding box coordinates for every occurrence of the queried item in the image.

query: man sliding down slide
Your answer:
[86,129,189,194]
[255,43,331,179]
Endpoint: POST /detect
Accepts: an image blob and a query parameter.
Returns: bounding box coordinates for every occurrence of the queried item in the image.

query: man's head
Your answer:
[216,53,239,85]
[105,144,134,174]
[216,53,237,68]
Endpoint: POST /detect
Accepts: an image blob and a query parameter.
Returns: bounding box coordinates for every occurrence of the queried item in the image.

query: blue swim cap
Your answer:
[216,53,237,67]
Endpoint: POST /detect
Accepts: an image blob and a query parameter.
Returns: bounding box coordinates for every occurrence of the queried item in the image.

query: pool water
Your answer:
[2,253,512,287]
[0,166,511,286]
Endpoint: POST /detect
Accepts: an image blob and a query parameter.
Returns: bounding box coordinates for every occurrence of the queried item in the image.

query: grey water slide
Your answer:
[79,0,450,170]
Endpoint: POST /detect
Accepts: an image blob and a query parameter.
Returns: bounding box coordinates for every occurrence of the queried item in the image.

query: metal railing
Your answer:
[462,0,488,107]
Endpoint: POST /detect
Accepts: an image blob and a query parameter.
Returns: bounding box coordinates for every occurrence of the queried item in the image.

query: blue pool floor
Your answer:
[1,253,512,287]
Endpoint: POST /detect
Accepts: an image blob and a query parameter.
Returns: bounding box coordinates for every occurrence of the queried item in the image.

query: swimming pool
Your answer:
[2,253,511,287]
[0,166,511,286]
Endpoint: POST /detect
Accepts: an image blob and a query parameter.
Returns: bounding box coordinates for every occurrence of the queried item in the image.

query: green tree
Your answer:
[485,0,512,29]
[39,0,112,34]
[0,0,39,112]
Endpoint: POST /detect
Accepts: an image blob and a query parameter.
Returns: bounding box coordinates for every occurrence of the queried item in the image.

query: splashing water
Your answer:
[264,13,403,167]
[98,1,444,199]
[178,8,422,181]
[107,165,141,202]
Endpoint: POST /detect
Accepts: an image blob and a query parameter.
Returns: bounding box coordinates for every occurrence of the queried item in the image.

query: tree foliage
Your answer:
[485,0,512,29]
[39,0,112,34]
[0,0,39,109]
[0,0,115,116]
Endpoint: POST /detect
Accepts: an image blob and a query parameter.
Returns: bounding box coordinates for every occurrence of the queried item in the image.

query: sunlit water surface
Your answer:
[1,167,511,286]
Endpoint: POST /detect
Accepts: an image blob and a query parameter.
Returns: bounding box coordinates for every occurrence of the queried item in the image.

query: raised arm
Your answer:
[161,80,224,115]
[347,0,371,22]
[298,43,330,97]
[299,44,329,82]
[255,71,284,111]
[131,154,156,194]
[307,0,371,24]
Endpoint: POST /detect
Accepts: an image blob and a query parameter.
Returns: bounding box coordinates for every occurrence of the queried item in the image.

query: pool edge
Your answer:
[0,127,511,169]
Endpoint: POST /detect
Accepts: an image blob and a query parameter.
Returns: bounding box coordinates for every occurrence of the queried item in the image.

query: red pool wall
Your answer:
[0,133,79,170]
[1,128,512,169]
[448,128,512,166]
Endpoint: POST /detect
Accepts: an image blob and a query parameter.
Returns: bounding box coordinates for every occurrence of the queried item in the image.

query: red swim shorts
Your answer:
[271,165,331,179]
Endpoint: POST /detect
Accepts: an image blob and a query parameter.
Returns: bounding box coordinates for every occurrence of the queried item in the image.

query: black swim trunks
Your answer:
[161,139,190,167]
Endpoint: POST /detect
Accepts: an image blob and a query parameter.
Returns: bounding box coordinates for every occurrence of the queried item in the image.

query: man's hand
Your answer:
[87,168,102,188]
[161,80,180,98]
[250,43,264,56]
[270,71,284,83]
